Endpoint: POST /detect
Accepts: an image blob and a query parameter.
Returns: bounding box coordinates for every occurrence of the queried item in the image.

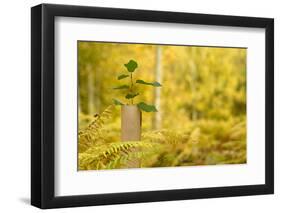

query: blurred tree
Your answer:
[152,46,162,129]
[78,41,247,170]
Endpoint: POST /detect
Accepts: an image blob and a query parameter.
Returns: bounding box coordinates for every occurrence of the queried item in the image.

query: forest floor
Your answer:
[78,108,246,170]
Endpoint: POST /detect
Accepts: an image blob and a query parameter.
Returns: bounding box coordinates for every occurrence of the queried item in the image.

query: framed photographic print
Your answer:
[31,3,274,209]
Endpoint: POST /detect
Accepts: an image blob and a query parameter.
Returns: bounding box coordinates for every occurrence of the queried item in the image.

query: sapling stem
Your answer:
[130,73,134,105]
[114,59,160,111]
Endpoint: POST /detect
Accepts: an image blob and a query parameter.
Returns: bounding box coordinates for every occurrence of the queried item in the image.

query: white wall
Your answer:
[0,0,279,212]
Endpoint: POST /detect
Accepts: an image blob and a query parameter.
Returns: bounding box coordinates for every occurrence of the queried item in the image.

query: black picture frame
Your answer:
[31,3,274,209]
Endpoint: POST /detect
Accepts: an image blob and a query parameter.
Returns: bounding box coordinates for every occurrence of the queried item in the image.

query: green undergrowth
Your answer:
[78,105,246,170]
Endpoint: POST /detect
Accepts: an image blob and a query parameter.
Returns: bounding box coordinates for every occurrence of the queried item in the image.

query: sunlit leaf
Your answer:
[136,79,162,87]
[124,60,138,72]
[125,93,139,99]
[112,99,124,105]
[113,85,129,90]
[137,102,158,112]
[117,74,129,80]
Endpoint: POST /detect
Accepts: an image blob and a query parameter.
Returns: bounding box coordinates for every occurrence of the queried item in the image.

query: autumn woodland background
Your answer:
[78,41,247,170]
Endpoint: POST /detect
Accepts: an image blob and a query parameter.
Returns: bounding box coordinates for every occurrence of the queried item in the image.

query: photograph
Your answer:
[78,41,247,171]
[30,2,274,209]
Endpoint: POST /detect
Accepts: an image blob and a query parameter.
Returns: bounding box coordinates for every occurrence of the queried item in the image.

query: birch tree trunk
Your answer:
[190,48,198,121]
[94,68,101,114]
[87,65,94,115]
[152,46,162,129]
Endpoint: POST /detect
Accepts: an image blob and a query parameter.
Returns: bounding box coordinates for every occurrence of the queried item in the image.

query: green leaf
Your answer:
[136,79,162,87]
[117,74,129,80]
[112,99,124,105]
[125,93,139,99]
[137,102,158,112]
[124,60,138,72]
[113,85,129,90]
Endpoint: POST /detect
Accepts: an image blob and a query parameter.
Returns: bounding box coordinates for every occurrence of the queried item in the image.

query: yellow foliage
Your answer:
[78,42,246,170]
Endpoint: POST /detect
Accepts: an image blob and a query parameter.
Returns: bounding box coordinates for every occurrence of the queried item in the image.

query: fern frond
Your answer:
[188,128,200,143]
[143,129,190,144]
[78,105,114,152]
[79,140,158,170]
